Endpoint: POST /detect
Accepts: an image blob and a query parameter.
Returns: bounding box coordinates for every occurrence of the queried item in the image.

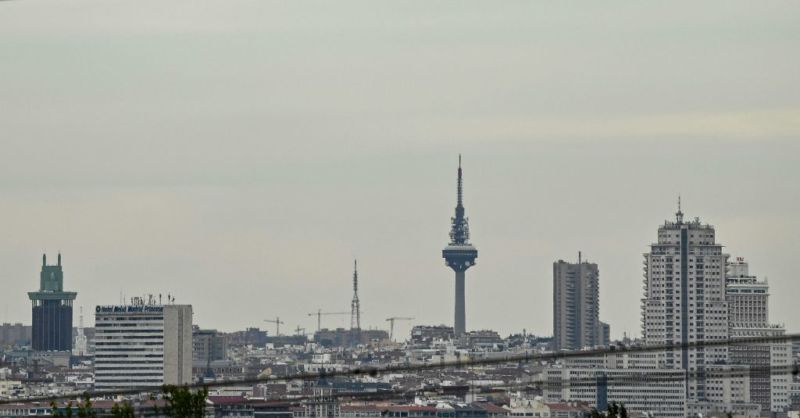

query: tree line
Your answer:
[50,386,208,418]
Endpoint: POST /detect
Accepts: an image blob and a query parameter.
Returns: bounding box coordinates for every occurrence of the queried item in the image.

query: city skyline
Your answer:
[3,2,800,416]
[2,148,791,338]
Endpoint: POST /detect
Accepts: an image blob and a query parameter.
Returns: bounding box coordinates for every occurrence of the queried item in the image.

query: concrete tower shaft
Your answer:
[442,156,477,336]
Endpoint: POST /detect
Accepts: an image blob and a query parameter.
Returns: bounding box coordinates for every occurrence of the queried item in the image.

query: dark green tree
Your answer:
[160,385,209,418]
[52,394,94,418]
[589,402,627,418]
[50,387,209,418]
[76,394,96,418]
[110,401,136,418]
[50,400,73,418]
[607,401,619,418]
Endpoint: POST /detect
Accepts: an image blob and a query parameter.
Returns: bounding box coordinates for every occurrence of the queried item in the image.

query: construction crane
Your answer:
[385,317,414,341]
[294,326,306,336]
[263,317,284,336]
[307,309,350,332]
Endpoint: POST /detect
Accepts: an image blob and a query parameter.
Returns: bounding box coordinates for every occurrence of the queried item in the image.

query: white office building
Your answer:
[543,351,687,417]
[543,364,687,418]
[684,364,761,416]
[94,300,192,390]
[727,257,791,413]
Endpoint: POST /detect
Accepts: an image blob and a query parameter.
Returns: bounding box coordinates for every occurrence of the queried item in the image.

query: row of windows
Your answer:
[96,335,164,340]
[95,373,165,377]
[95,341,164,346]
[95,354,163,358]
[95,366,163,370]
[93,347,163,352]
[94,359,165,365]
[96,315,164,320]
[95,380,164,384]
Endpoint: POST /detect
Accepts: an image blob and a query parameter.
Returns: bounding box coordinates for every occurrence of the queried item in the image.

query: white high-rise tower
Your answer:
[73,306,88,356]
[642,202,730,401]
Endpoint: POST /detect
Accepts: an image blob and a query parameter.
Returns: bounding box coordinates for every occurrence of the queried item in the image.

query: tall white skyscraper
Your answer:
[94,300,192,390]
[642,205,730,401]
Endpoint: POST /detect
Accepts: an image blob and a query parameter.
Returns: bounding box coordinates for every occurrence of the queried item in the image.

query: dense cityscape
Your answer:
[0,160,797,418]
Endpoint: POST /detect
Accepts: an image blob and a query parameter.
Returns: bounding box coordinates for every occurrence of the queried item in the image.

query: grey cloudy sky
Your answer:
[1,1,799,340]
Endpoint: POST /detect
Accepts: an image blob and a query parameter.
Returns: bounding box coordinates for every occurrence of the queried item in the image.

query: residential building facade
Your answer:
[553,253,606,351]
[641,208,729,401]
[726,257,791,412]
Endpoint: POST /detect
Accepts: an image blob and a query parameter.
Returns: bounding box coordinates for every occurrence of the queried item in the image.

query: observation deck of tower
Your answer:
[441,155,477,336]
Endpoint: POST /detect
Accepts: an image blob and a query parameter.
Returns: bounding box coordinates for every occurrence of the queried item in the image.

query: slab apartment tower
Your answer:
[28,254,77,352]
[552,253,608,350]
[442,156,478,336]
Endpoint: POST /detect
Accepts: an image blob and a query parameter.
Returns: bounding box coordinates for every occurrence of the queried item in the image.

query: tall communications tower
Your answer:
[442,156,478,336]
[350,260,361,331]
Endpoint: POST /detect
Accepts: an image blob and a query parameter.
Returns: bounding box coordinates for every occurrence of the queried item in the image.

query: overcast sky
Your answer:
[1,1,799,341]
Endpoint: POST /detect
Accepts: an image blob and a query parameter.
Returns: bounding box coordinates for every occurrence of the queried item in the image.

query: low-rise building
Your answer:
[543,366,686,418]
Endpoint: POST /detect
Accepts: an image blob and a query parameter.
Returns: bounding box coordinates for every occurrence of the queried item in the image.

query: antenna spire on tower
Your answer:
[353,259,358,293]
[676,194,684,223]
[449,155,470,245]
[457,154,463,207]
